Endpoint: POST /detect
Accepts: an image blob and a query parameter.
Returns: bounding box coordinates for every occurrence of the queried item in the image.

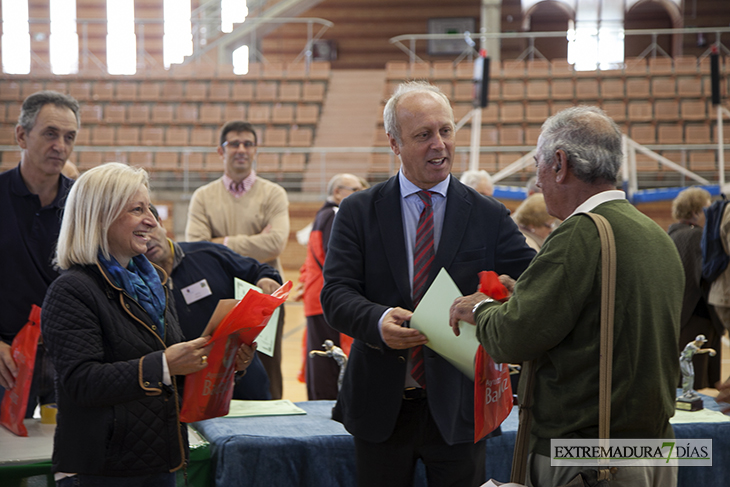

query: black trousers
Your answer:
[305,313,342,400]
[354,396,486,487]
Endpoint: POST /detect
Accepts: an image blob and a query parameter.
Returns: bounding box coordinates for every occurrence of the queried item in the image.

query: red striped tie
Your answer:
[411,191,434,387]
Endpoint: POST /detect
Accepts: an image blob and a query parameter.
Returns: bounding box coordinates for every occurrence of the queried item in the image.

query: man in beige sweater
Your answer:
[186,120,290,398]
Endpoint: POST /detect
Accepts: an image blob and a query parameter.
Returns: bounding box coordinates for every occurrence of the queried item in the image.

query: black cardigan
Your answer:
[42,261,188,476]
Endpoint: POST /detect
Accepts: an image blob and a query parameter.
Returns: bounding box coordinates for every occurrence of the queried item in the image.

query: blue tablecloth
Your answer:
[194,395,729,487]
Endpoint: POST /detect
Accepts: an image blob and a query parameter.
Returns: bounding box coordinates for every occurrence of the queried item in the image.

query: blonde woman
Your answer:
[42,163,254,486]
[512,193,558,251]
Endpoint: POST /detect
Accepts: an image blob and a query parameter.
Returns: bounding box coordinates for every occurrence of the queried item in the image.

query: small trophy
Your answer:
[309,339,348,392]
[676,334,716,412]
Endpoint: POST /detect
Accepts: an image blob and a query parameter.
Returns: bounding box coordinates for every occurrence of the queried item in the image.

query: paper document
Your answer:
[234,278,279,357]
[224,399,307,418]
[670,408,730,424]
[410,268,480,381]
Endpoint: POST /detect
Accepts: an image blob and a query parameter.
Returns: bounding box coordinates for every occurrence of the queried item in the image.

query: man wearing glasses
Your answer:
[186,120,290,399]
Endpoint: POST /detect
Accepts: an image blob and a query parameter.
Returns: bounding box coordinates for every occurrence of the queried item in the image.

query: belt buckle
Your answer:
[403,387,425,400]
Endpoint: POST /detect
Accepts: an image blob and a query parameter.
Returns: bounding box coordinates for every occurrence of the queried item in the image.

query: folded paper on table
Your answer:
[234,278,279,357]
[670,408,730,424]
[180,281,292,423]
[410,268,480,381]
[223,399,307,418]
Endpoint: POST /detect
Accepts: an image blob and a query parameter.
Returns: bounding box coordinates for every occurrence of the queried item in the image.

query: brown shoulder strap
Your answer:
[510,212,616,483]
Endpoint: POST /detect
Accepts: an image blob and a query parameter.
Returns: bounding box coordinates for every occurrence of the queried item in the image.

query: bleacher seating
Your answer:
[0,63,330,178]
[375,56,728,181]
[1,55,727,186]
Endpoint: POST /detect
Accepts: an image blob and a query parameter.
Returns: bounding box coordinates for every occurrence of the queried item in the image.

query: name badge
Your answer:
[181,279,212,305]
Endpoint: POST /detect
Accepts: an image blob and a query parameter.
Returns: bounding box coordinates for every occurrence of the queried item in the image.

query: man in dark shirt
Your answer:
[145,205,282,399]
[0,91,81,416]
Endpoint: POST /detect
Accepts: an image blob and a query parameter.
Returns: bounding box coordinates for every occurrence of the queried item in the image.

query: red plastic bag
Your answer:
[180,282,292,423]
[474,271,513,442]
[0,305,42,437]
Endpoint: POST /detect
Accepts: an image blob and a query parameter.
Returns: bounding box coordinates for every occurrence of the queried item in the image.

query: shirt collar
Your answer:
[398,169,450,199]
[9,163,72,209]
[170,239,185,272]
[568,190,626,219]
[223,170,257,198]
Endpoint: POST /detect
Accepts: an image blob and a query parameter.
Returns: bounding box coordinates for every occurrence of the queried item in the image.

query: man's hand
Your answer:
[211,237,225,244]
[235,342,257,371]
[381,307,428,350]
[260,224,272,235]
[0,341,17,389]
[164,336,213,376]
[256,278,280,295]
[498,274,516,294]
[449,292,488,336]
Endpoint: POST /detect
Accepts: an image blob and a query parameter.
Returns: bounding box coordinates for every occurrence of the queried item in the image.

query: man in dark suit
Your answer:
[321,81,536,486]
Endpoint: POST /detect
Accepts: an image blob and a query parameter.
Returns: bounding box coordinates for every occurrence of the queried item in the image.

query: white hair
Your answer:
[460,170,492,189]
[383,80,453,145]
[537,106,622,184]
[56,162,150,269]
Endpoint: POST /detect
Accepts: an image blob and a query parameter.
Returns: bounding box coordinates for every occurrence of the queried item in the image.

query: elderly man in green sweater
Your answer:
[450,106,684,487]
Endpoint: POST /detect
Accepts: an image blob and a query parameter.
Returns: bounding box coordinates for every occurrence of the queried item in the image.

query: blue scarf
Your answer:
[98,252,167,340]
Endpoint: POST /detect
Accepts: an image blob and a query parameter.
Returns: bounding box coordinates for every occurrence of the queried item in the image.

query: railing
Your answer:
[2,143,727,200]
[389,26,730,67]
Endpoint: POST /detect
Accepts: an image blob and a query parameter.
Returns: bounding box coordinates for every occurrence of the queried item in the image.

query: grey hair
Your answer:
[18,90,80,132]
[56,163,150,269]
[326,173,360,196]
[460,170,492,189]
[383,80,453,146]
[537,106,622,184]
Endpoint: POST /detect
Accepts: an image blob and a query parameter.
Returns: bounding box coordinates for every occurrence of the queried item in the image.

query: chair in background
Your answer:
[200,104,223,125]
[127,104,150,124]
[165,127,189,146]
[295,105,319,125]
[103,104,126,124]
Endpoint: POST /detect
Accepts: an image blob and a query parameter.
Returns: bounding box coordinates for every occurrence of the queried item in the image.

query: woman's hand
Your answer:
[235,342,258,371]
[164,336,212,376]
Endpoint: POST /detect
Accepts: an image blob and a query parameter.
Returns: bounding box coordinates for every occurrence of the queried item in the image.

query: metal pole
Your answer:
[719,105,726,190]
[306,21,313,74]
[469,108,481,171]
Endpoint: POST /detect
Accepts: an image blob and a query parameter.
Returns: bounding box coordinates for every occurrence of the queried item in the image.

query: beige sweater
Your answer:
[185,176,290,275]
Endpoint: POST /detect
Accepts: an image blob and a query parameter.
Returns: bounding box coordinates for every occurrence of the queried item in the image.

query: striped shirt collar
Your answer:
[223,170,257,198]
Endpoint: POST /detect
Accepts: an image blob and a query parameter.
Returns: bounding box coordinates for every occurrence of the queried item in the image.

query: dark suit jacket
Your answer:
[321,175,535,445]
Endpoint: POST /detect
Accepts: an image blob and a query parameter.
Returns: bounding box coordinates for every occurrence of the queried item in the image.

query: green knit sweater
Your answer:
[476,199,684,456]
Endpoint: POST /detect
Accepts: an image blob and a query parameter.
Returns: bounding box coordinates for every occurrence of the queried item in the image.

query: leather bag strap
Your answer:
[510,212,617,483]
[586,212,616,440]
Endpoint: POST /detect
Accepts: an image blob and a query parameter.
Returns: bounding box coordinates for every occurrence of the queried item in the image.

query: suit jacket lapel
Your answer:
[434,178,472,274]
[375,177,413,307]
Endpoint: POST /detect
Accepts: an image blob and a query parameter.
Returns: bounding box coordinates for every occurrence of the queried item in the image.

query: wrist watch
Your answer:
[472,297,494,315]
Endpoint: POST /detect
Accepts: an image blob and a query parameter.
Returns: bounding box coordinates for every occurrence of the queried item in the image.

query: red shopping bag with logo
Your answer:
[180,282,292,423]
[0,305,42,436]
[474,271,513,442]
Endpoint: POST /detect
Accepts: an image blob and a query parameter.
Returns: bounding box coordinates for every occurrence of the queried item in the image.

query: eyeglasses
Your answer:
[338,186,361,192]
[222,140,256,150]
